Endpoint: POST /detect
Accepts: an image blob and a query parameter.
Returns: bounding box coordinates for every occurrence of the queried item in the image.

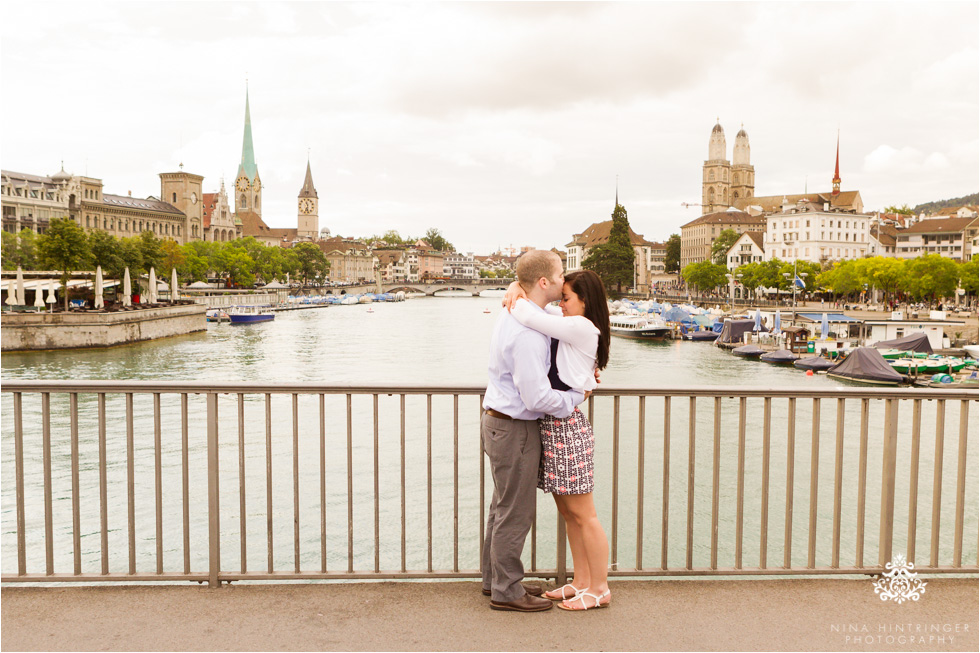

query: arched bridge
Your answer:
[292,280,511,297]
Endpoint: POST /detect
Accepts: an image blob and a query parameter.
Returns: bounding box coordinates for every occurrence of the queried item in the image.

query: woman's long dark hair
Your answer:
[564,270,611,370]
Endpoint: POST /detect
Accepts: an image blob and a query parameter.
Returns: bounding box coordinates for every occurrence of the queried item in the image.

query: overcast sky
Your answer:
[3,1,977,254]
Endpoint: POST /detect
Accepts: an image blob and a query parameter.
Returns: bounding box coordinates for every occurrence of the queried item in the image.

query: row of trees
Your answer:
[365,228,454,252]
[681,254,978,304]
[1,219,332,292]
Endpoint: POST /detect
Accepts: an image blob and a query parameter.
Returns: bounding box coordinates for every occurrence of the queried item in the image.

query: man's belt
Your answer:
[484,408,512,420]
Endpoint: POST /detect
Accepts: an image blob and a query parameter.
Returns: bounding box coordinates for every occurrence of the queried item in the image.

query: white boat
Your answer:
[964,344,979,360]
[609,315,671,341]
[205,308,229,322]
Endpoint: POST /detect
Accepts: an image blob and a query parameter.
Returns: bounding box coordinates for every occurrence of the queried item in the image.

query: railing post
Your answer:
[556,514,568,585]
[207,392,221,588]
[878,398,899,567]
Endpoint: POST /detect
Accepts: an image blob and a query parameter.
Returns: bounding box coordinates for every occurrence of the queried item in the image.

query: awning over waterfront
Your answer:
[1,278,121,292]
[796,312,862,323]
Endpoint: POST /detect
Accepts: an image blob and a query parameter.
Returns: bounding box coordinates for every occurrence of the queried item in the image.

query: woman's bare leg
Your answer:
[544,494,591,598]
[559,492,609,607]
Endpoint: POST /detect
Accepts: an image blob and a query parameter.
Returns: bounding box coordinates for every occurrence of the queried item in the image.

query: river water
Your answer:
[2,295,976,578]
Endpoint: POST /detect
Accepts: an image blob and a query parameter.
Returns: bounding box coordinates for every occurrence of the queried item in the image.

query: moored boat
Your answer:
[760,349,798,364]
[732,345,764,359]
[609,315,671,341]
[827,348,905,386]
[794,356,836,372]
[206,308,229,322]
[228,305,275,324]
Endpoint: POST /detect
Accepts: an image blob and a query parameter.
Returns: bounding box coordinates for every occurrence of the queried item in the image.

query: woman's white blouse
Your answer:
[510,299,599,392]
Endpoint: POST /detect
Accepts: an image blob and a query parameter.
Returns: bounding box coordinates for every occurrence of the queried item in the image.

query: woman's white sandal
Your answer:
[557,589,610,611]
[544,583,585,601]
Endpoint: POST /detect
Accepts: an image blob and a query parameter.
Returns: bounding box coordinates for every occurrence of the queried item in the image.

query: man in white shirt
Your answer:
[481,250,586,611]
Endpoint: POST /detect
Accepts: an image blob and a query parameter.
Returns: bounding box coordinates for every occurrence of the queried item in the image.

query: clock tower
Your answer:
[234,88,262,217]
[297,159,319,240]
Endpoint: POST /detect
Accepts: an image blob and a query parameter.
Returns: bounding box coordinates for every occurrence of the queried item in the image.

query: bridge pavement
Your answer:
[2,578,976,651]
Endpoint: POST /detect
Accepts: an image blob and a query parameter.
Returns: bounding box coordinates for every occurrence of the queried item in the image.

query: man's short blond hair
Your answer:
[516,250,560,288]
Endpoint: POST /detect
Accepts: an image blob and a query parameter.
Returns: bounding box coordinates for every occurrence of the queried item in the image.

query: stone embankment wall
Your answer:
[1,304,207,351]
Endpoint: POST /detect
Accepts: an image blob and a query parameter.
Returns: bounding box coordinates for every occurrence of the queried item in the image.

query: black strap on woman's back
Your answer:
[548,338,571,391]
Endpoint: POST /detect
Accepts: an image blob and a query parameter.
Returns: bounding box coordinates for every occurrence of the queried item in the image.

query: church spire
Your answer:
[832,130,841,196]
[299,159,317,198]
[240,87,258,181]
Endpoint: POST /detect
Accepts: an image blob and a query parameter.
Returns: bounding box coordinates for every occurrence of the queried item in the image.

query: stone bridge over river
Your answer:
[292,280,510,297]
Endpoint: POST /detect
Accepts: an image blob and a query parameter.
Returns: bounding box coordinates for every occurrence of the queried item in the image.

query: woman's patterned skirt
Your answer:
[537,407,595,495]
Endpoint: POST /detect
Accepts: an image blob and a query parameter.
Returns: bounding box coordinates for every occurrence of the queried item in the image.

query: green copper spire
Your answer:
[240,88,258,182]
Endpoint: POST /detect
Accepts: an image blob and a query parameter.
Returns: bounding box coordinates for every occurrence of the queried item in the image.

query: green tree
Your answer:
[88,230,123,285]
[2,228,39,271]
[735,258,784,295]
[664,234,681,274]
[36,218,91,310]
[903,254,959,303]
[116,237,145,289]
[292,242,330,285]
[710,229,740,266]
[959,256,978,295]
[681,260,728,296]
[424,228,454,252]
[582,203,636,295]
[160,239,185,279]
[137,230,165,277]
[883,204,914,215]
[817,260,862,299]
[214,246,255,287]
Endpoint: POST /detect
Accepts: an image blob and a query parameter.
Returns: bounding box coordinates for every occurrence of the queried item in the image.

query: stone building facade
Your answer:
[679,209,766,269]
[2,166,201,244]
[702,121,755,214]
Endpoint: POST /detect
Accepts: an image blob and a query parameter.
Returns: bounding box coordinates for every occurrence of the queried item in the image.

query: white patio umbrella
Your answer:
[94,266,105,309]
[15,266,26,306]
[123,268,132,306]
[148,267,157,303]
[753,307,762,332]
[171,268,179,302]
[773,310,782,334]
[46,280,57,306]
[821,313,830,339]
[33,283,46,311]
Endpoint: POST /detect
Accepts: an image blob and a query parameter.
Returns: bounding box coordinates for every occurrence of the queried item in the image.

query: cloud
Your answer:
[863,145,950,175]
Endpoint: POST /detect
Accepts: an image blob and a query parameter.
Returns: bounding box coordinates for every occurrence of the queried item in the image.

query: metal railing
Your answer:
[1,381,976,587]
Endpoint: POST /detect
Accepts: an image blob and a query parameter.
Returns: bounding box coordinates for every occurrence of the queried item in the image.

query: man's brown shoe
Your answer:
[490,593,553,612]
[482,583,543,597]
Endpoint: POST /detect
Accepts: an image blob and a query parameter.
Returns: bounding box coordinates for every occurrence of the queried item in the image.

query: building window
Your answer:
[172,192,177,202]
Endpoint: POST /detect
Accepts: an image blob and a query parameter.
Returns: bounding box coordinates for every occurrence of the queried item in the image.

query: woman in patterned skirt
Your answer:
[505,270,612,611]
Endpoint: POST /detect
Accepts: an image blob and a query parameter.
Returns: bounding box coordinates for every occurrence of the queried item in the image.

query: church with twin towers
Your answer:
[233,89,323,245]
[701,120,756,215]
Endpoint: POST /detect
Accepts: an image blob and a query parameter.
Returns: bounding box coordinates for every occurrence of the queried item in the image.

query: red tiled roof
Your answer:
[903,217,978,234]
[680,210,765,229]
[567,219,654,248]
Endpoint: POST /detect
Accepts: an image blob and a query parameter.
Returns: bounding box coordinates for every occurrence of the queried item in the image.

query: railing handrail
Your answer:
[2,380,976,402]
[2,381,976,586]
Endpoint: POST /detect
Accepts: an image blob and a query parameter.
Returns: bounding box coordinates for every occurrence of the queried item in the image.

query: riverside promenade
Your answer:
[2,577,977,651]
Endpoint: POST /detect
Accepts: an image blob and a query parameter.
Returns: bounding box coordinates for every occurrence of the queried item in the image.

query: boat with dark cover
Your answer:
[732,345,765,358]
[827,348,905,385]
[760,349,798,364]
[794,357,836,372]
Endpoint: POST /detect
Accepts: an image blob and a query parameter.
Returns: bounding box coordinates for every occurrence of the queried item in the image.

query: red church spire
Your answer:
[832,130,841,196]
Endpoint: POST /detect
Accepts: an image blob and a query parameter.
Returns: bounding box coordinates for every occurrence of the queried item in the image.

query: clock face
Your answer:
[253,178,261,191]
[191,192,198,204]
[236,177,248,192]
[299,198,315,214]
